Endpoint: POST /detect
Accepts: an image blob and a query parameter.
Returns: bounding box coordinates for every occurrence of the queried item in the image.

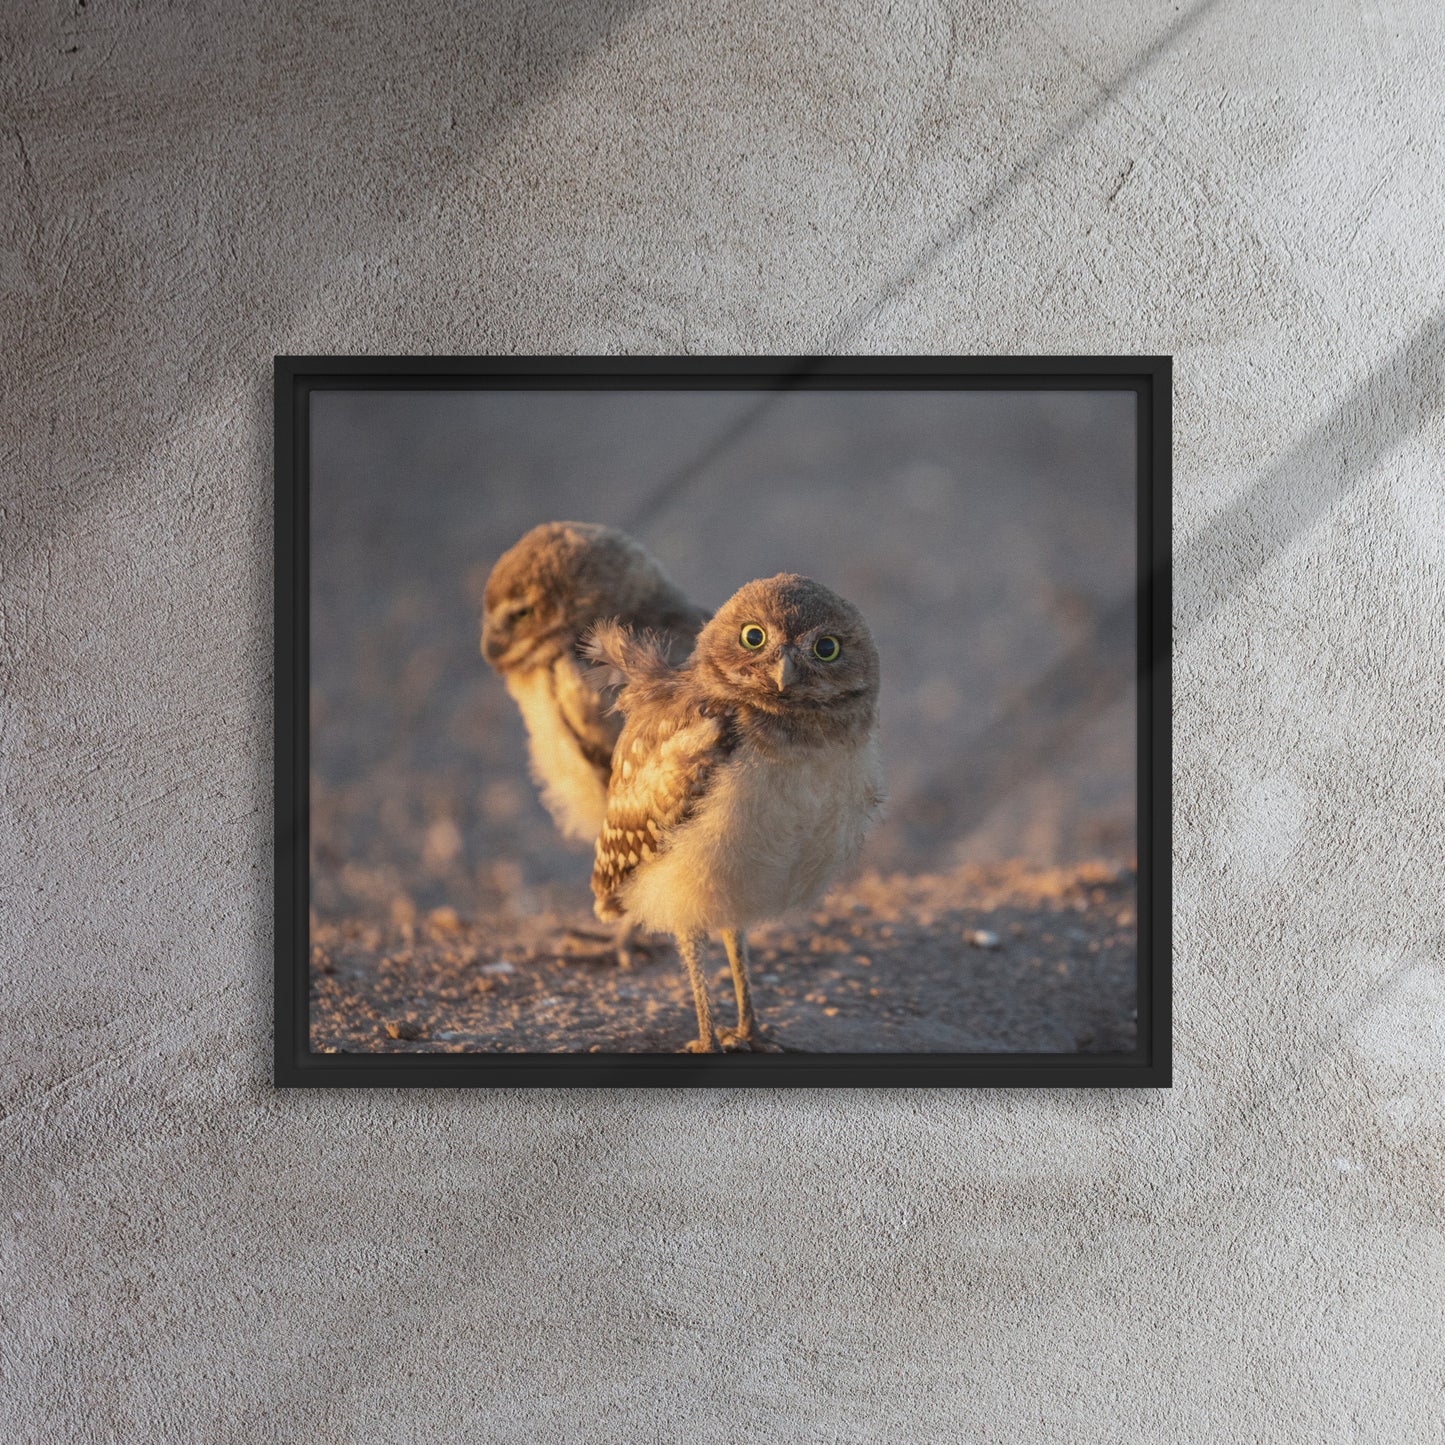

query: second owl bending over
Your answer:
[481,521,707,844]
[588,573,885,1053]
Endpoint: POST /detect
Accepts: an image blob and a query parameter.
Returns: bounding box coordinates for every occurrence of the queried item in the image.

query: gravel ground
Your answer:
[310,860,1137,1055]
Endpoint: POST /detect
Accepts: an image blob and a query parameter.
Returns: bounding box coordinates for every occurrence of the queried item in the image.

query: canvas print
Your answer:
[291,362,1161,1077]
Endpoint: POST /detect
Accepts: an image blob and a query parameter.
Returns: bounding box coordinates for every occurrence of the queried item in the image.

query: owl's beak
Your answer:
[481,619,507,666]
[772,651,798,692]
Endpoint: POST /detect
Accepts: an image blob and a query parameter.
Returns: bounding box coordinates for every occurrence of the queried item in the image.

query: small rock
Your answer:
[423,817,463,869]
[480,961,515,975]
[383,1020,425,1041]
[965,929,1002,950]
[428,906,463,935]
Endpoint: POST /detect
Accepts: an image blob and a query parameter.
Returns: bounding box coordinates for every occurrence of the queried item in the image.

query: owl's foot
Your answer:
[559,925,650,969]
[561,924,671,969]
[719,1026,784,1053]
[682,1035,721,1054]
[614,933,670,969]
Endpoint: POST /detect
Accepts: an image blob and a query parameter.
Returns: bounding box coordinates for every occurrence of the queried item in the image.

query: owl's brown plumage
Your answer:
[588,574,884,1052]
[481,521,707,845]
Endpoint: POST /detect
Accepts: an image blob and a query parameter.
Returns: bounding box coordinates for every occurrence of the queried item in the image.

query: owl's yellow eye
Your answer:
[740,623,767,650]
[813,635,841,662]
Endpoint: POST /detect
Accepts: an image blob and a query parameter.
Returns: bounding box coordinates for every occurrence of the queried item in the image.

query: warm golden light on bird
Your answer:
[588,573,885,1052]
[480,521,707,846]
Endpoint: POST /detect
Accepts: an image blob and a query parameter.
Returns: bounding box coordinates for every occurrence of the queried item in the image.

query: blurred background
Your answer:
[309,385,1137,924]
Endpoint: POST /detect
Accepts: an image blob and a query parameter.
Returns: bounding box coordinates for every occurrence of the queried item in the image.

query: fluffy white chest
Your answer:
[621,731,884,935]
[505,662,616,844]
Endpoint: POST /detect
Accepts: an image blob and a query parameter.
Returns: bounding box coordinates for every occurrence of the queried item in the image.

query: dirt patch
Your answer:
[310,859,1137,1055]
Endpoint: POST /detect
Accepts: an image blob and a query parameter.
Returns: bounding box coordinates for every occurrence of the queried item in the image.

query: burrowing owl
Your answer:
[588,574,884,1053]
[481,521,707,844]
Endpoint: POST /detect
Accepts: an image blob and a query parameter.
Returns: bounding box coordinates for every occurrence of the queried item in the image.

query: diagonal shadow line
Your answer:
[1179,309,1445,629]
[617,363,823,533]
[621,0,1224,536]
[820,0,1227,350]
[0,0,654,590]
[893,307,1445,849]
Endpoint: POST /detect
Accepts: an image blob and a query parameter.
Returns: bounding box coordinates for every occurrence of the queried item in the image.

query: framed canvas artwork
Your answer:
[275,356,1170,1086]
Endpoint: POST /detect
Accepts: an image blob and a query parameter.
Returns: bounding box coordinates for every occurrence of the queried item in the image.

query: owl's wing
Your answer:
[591,699,735,919]
[552,653,620,787]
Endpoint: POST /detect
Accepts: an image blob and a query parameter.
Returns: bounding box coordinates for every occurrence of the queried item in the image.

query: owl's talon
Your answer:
[719,1027,784,1053]
[682,1036,720,1054]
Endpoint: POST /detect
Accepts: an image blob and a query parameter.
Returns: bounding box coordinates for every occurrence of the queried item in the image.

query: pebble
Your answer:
[428,906,463,934]
[383,1020,424,1040]
[480,961,515,975]
[965,929,1002,950]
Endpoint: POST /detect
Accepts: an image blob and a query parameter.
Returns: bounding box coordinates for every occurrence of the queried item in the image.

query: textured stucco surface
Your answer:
[2,1,1442,1440]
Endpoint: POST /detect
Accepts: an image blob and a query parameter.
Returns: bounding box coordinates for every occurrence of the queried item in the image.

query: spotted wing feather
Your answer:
[551,653,619,786]
[591,704,736,918]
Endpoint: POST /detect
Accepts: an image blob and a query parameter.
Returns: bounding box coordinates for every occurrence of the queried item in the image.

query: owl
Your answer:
[588,574,884,1052]
[481,521,708,845]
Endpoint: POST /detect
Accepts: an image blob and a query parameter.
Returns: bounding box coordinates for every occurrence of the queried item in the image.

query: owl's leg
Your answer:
[675,933,719,1053]
[719,930,783,1052]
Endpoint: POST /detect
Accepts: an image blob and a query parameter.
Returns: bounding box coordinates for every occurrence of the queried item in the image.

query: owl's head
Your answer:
[694,574,880,733]
[482,521,681,674]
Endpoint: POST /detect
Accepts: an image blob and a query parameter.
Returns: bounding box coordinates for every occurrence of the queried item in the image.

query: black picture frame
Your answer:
[275,355,1171,1088]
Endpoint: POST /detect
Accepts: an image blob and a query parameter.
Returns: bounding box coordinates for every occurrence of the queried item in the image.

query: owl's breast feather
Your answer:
[619,729,883,935]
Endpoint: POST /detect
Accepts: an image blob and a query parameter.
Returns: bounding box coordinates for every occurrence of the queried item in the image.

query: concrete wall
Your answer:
[4,1,1441,1439]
